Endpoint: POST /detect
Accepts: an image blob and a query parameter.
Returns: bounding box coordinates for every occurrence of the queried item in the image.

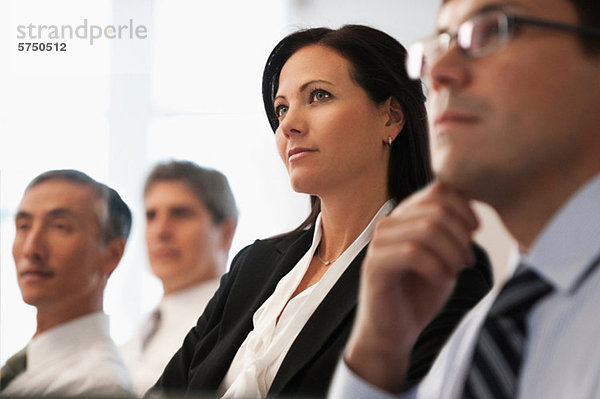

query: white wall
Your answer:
[284,0,439,43]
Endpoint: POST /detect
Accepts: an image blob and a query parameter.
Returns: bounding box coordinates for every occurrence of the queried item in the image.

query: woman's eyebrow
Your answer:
[274,79,334,102]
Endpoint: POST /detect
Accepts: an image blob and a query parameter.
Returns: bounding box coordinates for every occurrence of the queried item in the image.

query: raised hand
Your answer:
[344,181,479,393]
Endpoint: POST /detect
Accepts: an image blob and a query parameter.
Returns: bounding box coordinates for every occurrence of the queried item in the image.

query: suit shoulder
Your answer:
[252,228,313,254]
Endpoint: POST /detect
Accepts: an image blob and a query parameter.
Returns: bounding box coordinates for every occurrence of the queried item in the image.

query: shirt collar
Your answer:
[520,172,600,294]
[159,279,220,321]
[27,311,110,370]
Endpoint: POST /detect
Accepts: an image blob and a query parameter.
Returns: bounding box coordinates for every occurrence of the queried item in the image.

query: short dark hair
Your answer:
[440,0,600,54]
[568,0,600,54]
[144,160,239,224]
[26,169,132,243]
[262,25,433,234]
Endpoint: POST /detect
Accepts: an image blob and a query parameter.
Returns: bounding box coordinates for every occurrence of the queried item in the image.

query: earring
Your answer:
[388,136,393,146]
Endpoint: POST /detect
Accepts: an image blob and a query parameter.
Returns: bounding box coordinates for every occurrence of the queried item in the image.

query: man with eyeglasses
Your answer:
[329,0,600,398]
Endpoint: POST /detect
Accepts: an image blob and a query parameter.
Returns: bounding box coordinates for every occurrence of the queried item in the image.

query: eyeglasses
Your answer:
[406,10,600,80]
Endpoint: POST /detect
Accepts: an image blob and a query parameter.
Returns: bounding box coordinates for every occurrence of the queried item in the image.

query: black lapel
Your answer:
[269,246,368,395]
[192,228,316,390]
[220,228,316,331]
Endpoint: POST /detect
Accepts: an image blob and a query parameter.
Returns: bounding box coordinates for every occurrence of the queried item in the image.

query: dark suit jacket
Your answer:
[150,226,492,398]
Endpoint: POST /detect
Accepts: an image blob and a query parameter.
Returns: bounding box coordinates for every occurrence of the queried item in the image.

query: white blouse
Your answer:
[218,200,395,398]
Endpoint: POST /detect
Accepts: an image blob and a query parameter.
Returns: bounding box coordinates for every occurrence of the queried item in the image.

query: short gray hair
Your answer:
[144,160,238,224]
[26,169,132,243]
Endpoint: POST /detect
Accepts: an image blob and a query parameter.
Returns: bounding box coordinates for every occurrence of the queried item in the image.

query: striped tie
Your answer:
[141,309,162,351]
[462,268,553,399]
[0,347,27,390]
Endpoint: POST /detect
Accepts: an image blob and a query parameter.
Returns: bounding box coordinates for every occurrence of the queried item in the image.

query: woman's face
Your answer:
[273,45,395,198]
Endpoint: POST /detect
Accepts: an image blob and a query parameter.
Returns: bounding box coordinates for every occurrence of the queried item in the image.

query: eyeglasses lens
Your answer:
[406,12,510,79]
[463,13,508,57]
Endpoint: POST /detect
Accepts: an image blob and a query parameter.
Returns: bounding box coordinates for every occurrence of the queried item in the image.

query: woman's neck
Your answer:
[318,187,390,261]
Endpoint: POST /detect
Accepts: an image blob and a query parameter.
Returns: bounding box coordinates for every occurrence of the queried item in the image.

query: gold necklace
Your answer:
[316,244,338,266]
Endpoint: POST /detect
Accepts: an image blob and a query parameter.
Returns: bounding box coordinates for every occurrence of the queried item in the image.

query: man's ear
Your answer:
[218,219,237,252]
[383,96,405,141]
[102,237,126,278]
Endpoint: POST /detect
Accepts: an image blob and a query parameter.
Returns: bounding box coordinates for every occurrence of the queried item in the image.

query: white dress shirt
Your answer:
[121,280,220,396]
[218,200,395,399]
[329,172,600,399]
[2,311,133,396]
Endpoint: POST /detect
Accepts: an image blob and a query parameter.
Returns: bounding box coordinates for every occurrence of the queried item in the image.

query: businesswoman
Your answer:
[150,25,492,398]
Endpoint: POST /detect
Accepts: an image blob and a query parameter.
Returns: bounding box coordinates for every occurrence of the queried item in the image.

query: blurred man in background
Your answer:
[121,160,238,395]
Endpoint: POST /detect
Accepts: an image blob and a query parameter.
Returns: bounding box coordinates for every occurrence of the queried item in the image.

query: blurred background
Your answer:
[0,0,513,364]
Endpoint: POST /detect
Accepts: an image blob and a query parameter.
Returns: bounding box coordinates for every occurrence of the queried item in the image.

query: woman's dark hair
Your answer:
[262,25,433,236]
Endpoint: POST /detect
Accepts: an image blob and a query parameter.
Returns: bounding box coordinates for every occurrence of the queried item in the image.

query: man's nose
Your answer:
[18,225,46,262]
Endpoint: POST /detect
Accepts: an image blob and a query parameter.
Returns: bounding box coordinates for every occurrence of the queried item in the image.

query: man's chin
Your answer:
[20,292,46,308]
[151,263,185,280]
[435,164,481,200]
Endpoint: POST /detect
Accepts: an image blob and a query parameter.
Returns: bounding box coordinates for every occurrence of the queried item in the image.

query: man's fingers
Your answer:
[366,234,468,285]
[391,181,479,231]
[373,204,476,269]
[376,204,474,248]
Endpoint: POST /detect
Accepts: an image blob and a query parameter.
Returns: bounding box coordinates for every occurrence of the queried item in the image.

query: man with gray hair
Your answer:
[121,160,238,395]
[1,169,133,396]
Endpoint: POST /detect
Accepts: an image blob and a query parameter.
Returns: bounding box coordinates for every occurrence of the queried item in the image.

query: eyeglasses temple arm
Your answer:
[512,15,600,38]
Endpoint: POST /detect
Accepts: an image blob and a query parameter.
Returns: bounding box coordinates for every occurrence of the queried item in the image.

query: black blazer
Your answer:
[150,226,492,398]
